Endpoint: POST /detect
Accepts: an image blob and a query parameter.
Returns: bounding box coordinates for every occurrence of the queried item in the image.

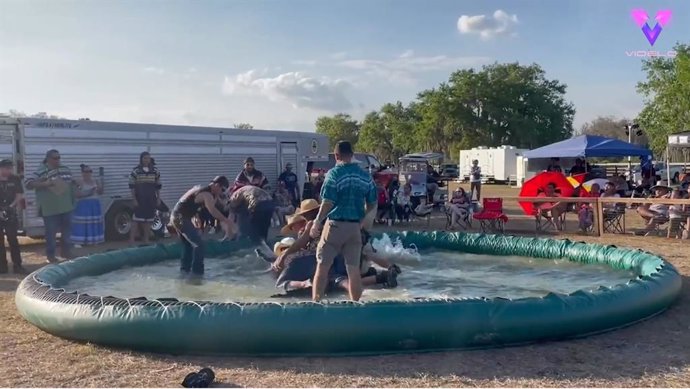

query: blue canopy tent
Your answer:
[523,135,652,159]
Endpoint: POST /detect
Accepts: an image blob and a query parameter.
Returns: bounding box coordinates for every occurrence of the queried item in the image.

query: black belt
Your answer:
[330,218,359,223]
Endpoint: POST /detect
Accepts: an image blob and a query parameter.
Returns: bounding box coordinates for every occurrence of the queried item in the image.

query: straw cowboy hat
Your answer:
[273,237,296,256]
[280,214,308,235]
[295,199,320,215]
[651,180,671,191]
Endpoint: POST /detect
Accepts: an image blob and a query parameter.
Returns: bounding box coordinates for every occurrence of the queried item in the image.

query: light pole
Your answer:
[624,123,642,169]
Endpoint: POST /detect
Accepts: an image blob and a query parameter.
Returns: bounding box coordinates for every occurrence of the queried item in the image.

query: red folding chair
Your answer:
[473,198,508,233]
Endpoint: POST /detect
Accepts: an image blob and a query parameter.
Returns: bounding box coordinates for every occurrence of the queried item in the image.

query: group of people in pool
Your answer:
[167,175,402,298]
[257,198,401,297]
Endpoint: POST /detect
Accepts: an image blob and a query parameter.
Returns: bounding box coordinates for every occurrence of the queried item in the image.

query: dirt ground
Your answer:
[1,185,688,388]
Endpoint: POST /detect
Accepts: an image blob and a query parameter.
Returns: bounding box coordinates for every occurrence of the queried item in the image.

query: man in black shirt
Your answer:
[569,158,586,176]
[278,163,300,207]
[0,159,25,274]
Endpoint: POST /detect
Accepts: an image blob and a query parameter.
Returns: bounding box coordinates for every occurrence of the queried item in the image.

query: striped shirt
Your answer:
[25,164,75,217]
[321,162,377,221]
[129,165,161,201]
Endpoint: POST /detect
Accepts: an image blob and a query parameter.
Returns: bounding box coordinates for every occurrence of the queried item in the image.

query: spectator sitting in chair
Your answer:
[375,180,391,224]
[448,187,471,230]
[394,183,412,223]
[535,182,566,231]
[577,183,600,233]
[601,182,621,211]
[636,180,671,235]
[570,158,586,176]
[426,165,441,203]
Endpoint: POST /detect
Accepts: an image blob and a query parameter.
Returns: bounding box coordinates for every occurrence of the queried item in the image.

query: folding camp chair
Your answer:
[603,204,626,234]
[445,203,472,230]
[534,208,566,233]
[473,198,507,233]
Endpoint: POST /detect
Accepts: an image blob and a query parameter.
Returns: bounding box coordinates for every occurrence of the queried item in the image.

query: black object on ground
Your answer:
[182,367,215,388]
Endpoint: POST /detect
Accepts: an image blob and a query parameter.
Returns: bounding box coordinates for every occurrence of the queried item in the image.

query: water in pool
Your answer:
[64,235,636,302]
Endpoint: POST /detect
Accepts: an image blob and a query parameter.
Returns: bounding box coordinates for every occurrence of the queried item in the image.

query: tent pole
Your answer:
[667,145,671,183]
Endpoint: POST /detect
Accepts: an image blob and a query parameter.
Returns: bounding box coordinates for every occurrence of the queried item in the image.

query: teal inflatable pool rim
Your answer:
[15,231,682,356]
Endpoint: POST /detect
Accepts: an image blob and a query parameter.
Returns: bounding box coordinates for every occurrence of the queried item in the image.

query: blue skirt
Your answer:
[71,198,105,245]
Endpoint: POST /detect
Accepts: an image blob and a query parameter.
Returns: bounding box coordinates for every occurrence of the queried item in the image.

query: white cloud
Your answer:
[222,70,352,111]
[457,9,519,39]
[337,52,492,85]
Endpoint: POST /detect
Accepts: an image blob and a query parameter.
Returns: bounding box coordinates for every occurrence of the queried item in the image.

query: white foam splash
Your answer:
[372,233,421,262]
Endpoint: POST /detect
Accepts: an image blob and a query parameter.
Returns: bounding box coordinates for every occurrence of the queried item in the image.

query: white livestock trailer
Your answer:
[0,117,329,240]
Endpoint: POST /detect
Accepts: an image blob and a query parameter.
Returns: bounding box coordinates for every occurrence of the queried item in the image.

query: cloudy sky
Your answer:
[1,0,688,131]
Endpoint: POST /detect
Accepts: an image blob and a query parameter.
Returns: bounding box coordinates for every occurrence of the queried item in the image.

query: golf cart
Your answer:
[398,152,446,207]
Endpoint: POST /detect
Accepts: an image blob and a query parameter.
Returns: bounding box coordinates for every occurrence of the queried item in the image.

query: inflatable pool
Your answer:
[15,232,682,356]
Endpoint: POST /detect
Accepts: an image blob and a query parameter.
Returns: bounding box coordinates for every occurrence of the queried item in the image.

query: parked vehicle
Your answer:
[440,163,459,178]
[310,152,397,186]
[0,117,329,240]
[398,152,445,203]
[625,162,685,184]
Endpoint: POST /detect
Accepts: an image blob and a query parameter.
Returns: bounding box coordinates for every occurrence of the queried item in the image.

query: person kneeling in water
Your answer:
[329,229,401,294]
[169,176,235,276]
[266,224,400,296]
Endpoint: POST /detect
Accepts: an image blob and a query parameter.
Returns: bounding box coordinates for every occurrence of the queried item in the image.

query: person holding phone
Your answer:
[25,149,77,263]
[71,164,104,247]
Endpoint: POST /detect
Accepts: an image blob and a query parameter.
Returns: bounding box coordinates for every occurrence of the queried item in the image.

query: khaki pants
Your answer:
[316,220,361,267]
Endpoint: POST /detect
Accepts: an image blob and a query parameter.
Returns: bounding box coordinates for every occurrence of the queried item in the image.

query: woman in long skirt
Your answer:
[71,164,104,247]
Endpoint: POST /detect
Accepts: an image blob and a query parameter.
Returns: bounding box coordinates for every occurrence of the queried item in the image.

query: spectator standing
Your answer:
[25,149,76,263]
[547,158,562,173]
[570,158,586,175]
[394,183,413,222]
[309,141,377,302]
[278,163,300,207]
[233,157,269,192]
[470,159,482,202]
[129,152,161,246]
[71,164,104,247]
[0,159,25,274]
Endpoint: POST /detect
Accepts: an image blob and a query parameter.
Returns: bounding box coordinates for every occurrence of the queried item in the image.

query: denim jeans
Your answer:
[178,217,204,275]
[43,211,73,260]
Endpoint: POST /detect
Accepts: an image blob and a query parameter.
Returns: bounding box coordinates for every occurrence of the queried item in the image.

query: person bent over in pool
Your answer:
[169,176,235,276]
[227,185,275,257]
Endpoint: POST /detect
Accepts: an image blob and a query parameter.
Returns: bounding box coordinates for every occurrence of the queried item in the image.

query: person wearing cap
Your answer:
[232,157,269,192]
[278,163,300,207]
[128,152,161,246]
[0,159,26,274]
[309,140,378,302]
[170,176,235,276]
[636,180,671,235]
[227,184,275,256]
[25,149,77,263]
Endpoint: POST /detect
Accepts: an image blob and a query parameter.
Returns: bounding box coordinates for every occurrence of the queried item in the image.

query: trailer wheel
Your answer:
[105,203,133,241]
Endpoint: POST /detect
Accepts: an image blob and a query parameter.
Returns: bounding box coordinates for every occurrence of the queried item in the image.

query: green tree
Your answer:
[637,43,690,156]
[314,113,359,149]
[234,123,254,130]
[358,102,418,161]
[579,116,648,146]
